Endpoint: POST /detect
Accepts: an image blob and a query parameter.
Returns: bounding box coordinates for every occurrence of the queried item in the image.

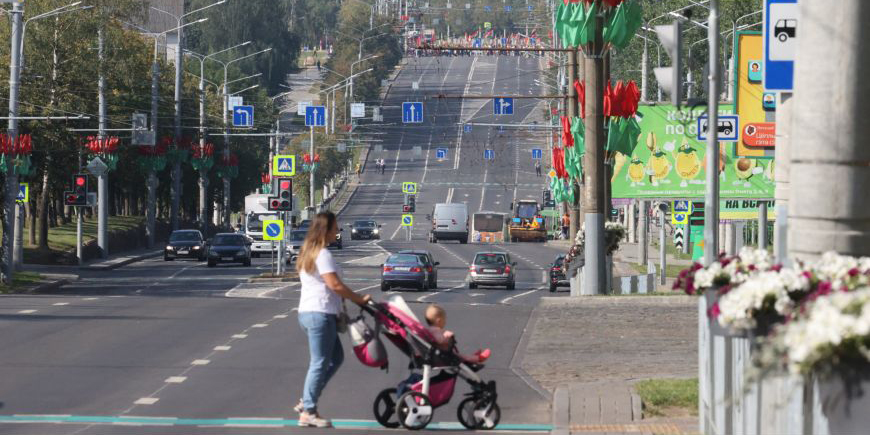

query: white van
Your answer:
[428,203,468,244]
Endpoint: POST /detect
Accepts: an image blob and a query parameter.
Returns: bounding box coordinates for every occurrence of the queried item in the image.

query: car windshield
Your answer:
[475,254,506,265]
[516,203,538,219]
[474,214,504,232]
[213,235,244,246]
[354,220,376,228]
[170,232,200,242]
[290,231,307,241]
[247,220,263,232]
[387,254,419,264]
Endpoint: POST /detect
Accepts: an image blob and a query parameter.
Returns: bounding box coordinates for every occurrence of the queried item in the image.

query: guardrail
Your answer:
[569,259,657,295]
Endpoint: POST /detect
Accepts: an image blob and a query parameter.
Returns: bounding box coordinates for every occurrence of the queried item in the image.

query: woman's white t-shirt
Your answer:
[298,248,342,314]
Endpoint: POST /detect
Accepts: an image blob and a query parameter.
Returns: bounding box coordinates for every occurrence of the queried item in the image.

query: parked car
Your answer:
[468,251,516,290]
[381,253,431,291]
[349,220,381,240]
[548,254,569,292]
[164,230,206,261]
[398,249,439,289]
[207,233,252,267]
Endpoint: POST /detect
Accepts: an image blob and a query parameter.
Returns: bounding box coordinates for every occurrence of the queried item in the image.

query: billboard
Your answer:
[734,31,776,158]
[611,105,774,199]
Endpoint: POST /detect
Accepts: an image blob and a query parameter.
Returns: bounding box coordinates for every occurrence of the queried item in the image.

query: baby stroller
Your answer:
[350,296,500,430]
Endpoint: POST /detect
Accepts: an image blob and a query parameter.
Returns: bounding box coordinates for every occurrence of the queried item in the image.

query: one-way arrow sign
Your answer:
[493,97,513,115]
[305,106,326,127]
[402,102,424,123]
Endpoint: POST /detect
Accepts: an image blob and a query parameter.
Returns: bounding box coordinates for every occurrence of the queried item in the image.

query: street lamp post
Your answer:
[150,0,227,232]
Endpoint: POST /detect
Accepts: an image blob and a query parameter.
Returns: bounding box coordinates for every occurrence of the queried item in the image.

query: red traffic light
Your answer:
[75,176,86,187]
[280,180,291,190]
[403,205,411,212]
[271,200,280,209]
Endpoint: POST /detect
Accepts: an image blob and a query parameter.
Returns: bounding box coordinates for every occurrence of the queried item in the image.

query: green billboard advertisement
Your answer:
[611,105,775,199]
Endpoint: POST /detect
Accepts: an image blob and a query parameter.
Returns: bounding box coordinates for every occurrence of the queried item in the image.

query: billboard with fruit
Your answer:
[611,104,774,199]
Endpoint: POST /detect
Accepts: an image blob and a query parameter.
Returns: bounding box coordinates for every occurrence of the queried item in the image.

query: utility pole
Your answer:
[309,124,315,212]
[2,1,23,284]
[147,38,159,249]
[566,48,579,240]
[171,23,184,231]
[582,11,606,294]
[198,60,208,235]
[97,27,108,258]
[773,92,791,263]
[223,83,230,228]
[703,0,720,266]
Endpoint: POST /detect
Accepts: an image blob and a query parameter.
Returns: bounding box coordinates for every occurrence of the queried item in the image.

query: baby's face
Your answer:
[426,309,446,328]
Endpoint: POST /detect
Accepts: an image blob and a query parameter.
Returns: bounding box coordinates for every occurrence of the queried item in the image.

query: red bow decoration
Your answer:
[261,173,271,184]
[552,147,568,179]
[84,136,119,154]
[0,134,32,155]
[313,154,320,163]
[561,116,574,147]
[574,79,586,119]
[192,143,214,159]
[605,80,640,118]
[303,153,311,164]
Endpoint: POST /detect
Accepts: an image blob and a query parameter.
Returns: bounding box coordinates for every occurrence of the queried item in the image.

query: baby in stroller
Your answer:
[353,297,500,430]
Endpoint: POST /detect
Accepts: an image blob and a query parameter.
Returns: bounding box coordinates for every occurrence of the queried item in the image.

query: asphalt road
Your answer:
[0,53,573,435]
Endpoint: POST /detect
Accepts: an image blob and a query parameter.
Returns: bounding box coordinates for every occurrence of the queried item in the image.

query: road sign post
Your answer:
[16,183,27,203]
[764,0,798,92]
[305,106,326,211]
[402,214,413,242]
[402,102,423,123]
[493,97,513,115]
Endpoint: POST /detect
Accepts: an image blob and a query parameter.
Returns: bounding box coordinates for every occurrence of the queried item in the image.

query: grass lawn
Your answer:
[635,378,699,417]
[0,271,43,294]
[21,215,146,253]
[298,50,329,69]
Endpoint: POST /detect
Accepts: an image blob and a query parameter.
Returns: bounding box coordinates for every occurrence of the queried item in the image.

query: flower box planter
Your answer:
[818,364,870,435]
[705,290,748,338]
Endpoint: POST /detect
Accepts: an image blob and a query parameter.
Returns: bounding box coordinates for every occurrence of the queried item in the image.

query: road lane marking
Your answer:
[83,297,99,300]
[213,346,231,351]
[251,324,268,328]
[0,414,553,432]
[53,302,69,306]
[232,334,248,339]
[454,56,479,170]
[191,360,210,365]
[133,398,159,405]
[17,310,36,314]
[500,288,543,305]
[273,314,288,319]
[164,377,186,384]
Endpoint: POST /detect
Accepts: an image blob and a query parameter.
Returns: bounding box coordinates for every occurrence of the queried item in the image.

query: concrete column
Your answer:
[774,93,792,263]
[724,223,736,256]
[758,202,768,250]
[637,200,647,265]
[735,221,746,252]
[719,223,727,255]
[788,0,870,261]
[627,201,636,243]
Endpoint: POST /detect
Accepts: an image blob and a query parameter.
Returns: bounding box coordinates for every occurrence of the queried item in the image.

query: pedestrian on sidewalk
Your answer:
[316,60,321,72]
[294,212,371,428]
[535,160,541,177]
[561,212,570,240]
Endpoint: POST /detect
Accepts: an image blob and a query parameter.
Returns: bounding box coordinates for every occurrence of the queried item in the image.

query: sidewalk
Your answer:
[517,296,699,435]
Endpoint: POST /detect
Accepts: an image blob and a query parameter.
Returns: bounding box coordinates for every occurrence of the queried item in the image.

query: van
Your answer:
[428,203,468,244]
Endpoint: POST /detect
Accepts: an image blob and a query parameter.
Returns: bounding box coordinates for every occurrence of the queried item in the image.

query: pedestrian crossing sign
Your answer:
[16,183,28,203]
[272,155,296,176]
[402,182,417,194]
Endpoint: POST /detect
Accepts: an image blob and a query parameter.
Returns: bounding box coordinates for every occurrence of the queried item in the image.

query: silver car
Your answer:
[469,252,516,290]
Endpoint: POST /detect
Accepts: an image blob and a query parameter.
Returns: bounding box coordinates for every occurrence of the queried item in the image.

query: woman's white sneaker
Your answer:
[298,412,332,428]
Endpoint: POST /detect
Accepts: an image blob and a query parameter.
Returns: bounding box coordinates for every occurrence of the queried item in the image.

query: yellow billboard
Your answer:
[734,32,775,158]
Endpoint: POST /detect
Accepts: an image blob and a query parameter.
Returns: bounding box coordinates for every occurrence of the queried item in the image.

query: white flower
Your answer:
[718,271,790,330]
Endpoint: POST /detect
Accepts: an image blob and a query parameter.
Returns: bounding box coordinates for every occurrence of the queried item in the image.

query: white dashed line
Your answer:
[232,334,248,339]
[52,302,69,306]
[164,377,187,384]
[17,310,36,314]
[251,324,268,328]
[213,346,231,351]
[273,314,288,319]
[133,398,159,405]
[191,359,210,366]
[500,288,543,304]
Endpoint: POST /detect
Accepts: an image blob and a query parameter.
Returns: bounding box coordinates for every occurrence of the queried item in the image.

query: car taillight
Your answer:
[383,266,393,272]
[551,267,560,271]
[469,265,476,272]
[410,267,422,273]
[427,266,433,273]
[504,265,511,274]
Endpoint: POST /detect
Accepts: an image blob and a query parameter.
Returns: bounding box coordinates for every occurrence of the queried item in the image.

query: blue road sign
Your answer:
[305,105,326,127]
[530,37,536,45]
[464,124,472,133]
[531,148,542,160]
[493,97,513,115]
[764,0,798,91]
[401,214,414,226]
[484,5,491,11]
[266,223,281,238]
[232,105,254,127]
[697,115,740,142]
[483,149,494,160]
[527,5,534,11]
[17,183,28,203]
[436,148,448,159]
[504,5,511,12]
[673,200,692,213]
[501,37,507,45]
[473,38,482,48]
[402,102,424,123]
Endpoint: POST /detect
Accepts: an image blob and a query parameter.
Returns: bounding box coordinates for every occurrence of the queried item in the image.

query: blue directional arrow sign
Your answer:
[484,5,491,11]
[531,148,542,160]
[402,102,423,124]
[484,149,495,160]
[463,124,472,133]
[232,105,254,127]
[436,148,448,159]
[401,214,414,227]
[493,97,513,115]
[262,220,284,241]
[528,5,534,11]
[305,105,326,127]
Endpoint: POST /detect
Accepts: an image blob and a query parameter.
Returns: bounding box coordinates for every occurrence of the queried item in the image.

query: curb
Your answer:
[248,277,299,283]
[551,385,570,435]
[25,278,71,295]
[509,300,553,401]
[80,251,162,271]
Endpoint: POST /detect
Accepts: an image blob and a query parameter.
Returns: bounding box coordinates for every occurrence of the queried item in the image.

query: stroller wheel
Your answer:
[373,388,400,428]
[457,397,501,430]
[395,391,433,430]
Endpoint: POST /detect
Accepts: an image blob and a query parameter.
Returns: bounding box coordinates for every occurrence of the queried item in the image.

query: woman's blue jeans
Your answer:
[298,311,344,413]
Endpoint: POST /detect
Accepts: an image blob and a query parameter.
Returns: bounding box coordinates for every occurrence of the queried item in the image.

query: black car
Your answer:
[548,254,569,292]
[349,220,381,240]
[165,230,206,261]
[398,249,439,289]
[207,233,252,267]
[297,220,342,249]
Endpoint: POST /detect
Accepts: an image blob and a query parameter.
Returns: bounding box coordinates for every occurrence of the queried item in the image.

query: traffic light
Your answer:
[653,20,682,107]
[403,204,412,213]
[542,189,551,205]
[64,174,88,206]
[407,195,416,213]
[268,178,293,211]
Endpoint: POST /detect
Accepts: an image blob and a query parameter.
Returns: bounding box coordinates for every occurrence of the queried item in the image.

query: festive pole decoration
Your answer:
[0,134,33,175]
[215,152,239,179]
[137,136,169,172]
[191,142,215,172]
[84,136,120,171]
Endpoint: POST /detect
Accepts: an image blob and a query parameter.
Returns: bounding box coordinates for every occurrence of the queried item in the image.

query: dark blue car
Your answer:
[380,253,430,291]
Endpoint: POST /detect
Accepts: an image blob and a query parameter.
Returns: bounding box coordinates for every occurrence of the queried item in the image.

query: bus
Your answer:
[471,211,509,243]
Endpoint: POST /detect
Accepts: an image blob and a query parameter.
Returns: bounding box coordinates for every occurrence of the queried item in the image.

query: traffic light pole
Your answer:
[77,208,83,266]
[2,2,23,283]
[277,211,285,276]
[97,28,108,259]
[703,0,721,266]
